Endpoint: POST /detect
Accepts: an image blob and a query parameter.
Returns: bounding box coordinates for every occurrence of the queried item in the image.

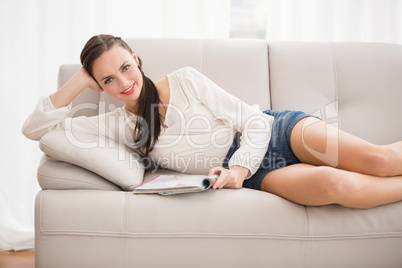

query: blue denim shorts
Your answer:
[223,110,318,190]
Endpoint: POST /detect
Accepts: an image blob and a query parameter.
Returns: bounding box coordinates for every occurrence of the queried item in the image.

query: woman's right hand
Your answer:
[77,67,103,93]
[50,67,103,109]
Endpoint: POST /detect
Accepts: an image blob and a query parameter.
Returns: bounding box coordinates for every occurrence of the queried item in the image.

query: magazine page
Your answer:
[133,174,218,195]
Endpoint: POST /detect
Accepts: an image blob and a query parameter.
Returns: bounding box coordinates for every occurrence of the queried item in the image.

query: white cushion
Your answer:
[39,131,145,190]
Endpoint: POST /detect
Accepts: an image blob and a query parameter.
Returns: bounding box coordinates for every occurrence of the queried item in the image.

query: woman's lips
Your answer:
[121,82,135,95]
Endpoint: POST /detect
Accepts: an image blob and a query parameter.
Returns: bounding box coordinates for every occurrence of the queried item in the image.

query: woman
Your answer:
[22,35,402,208]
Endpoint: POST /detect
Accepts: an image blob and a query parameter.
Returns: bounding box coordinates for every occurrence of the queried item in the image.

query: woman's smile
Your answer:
[121,82,135,95]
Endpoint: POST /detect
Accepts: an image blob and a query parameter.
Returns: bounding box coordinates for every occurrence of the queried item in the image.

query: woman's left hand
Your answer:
[208,166,249,190]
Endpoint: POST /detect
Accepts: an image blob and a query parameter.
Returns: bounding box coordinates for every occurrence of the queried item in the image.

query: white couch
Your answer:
[35,39,402,268]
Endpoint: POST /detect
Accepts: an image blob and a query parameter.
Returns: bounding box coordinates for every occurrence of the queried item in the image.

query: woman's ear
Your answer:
[132,51,139,66]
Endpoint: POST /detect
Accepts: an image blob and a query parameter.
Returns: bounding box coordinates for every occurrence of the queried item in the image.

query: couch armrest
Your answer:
[37,155,122,191]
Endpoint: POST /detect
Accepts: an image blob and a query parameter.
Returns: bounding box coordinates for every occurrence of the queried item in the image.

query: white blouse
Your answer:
[22,67,273,178]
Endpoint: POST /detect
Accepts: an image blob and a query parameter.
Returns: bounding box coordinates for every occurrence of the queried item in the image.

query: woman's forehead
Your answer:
[92,45,133,77]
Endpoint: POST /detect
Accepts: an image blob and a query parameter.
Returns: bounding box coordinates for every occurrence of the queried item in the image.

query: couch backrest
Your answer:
[59,38,271,118]
[269,42,402,144]
[59,39,402,145]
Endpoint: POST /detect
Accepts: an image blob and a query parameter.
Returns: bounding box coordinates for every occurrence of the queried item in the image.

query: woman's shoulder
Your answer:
[168,67,210,89]
[170,66,203,78]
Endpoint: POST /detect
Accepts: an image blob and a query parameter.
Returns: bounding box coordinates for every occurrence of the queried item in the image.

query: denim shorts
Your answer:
[223,110,318,190]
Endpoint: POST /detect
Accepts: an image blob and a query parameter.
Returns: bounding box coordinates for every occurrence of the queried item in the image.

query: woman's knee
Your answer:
[315,167,359,203]
[361,145,396,177]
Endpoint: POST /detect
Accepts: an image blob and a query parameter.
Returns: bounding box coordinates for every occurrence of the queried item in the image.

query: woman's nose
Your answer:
[118,75,130,89]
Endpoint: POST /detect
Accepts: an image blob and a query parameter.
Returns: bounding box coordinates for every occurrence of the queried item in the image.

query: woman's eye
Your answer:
[123,65,130,72]
[105,78,113,85]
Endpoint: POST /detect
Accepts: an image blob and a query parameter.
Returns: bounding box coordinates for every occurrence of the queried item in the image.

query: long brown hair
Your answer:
[80,34,161,159]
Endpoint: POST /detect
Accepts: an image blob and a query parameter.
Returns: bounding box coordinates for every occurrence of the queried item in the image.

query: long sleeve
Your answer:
[22,96,73,141]
[176,67,273,178]
[21,95,122,143]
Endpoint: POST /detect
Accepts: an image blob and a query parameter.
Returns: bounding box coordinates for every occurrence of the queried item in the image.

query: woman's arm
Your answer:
[178,67,272,178]
[174,67,272,189]
[50,67,103,108]
[22,68,104,141]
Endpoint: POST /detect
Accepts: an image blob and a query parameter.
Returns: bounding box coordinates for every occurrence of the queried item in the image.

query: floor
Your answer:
[0,251,34,268]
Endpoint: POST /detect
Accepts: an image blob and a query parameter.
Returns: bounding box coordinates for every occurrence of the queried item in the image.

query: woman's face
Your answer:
[92,44,143,108]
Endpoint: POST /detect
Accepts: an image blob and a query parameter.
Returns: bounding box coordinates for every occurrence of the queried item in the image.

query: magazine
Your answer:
[133,174,219,195]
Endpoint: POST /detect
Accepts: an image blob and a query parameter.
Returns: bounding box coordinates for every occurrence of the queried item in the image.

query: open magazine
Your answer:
[133,174,219,195]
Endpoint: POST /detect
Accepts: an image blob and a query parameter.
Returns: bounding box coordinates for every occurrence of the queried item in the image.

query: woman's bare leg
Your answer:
[290,117,402,177]
[260,116,402,208]
[260,163,402,208]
